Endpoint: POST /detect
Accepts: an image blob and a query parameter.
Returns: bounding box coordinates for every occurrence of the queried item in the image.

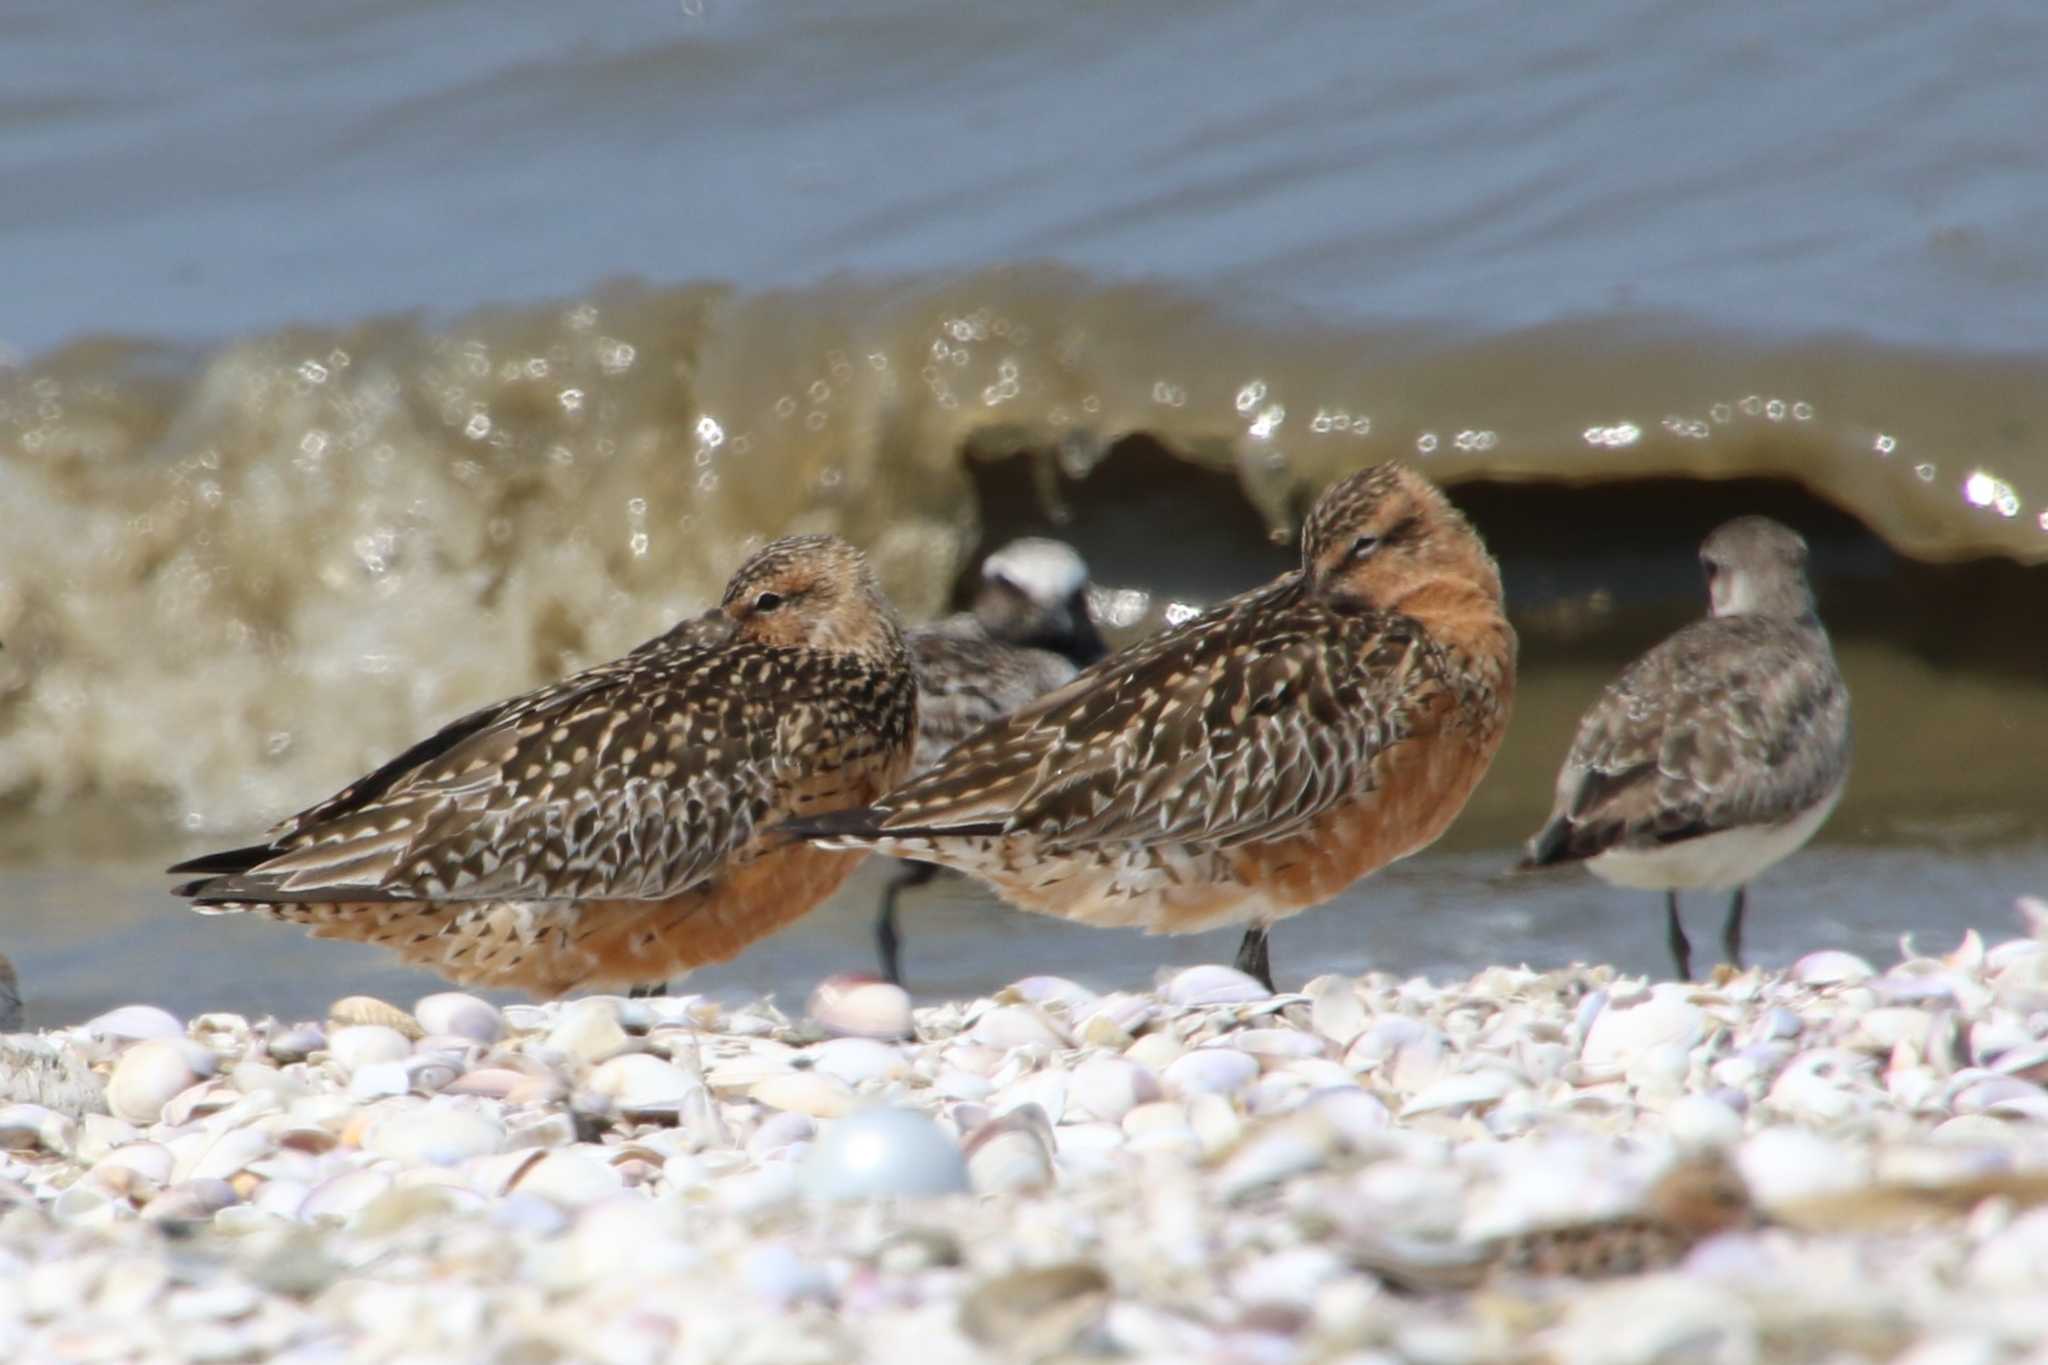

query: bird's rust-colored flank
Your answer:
[789,464,1516,986]
[168,534,917,997]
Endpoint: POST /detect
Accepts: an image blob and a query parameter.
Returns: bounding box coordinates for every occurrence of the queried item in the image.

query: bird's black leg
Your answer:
[1721,886,1747,970]
[627,981,668,999]
[876,861,940,986]
[1234,925,1276,993]
[1665,891,1692,982]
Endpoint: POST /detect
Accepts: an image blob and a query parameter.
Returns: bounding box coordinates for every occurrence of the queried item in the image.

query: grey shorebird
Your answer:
[788,464,1517,992]
[1520,516,1851,980]
[877,538,1109,985]
[169,535,918,998]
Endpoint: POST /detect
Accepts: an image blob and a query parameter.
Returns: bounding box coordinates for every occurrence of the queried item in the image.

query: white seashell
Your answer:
[413,993,504,1044]
[1124,1032,1185,1072]
[1855,1006,1935,1051]
[1792,950,1876,985]
[1067,1057,1162,1124]
[142,1179,238,1223]
[748,1110,816,1161]
[365,1107,506,1165]
[76,1113,141,1163]
[326,1024,412,1074]
[1075,993,1157,1040]
[934,1068,995,1103]
[1304,1086,1391,1143]
[1216,1117,1334,1200]
[299,1169,393,1224]
[1231,1246,1347,1313]
[996,1067,1070,1126]
[442,1067,528,1100]
[751,1071,857,1119]
[1737,1128,1866,1205]
[1579,989,1706,1081]
[511,1149,626,1207]
[53,1183,127,1229]
[1664,1093,1745,1147]
[1764,1049,1875,1123]
[807,975,914,1041]
[544,999,631,1068]
[1122,1101,1197,1141]
[1952,1076,2048,1116]
[501,1004,550,1033]
[1001,976,1101,1014]
[84,1004,185,1042]
[1306,975,1369,1047]
[267,1024,326,1064]
[587,1054,704,1119]
[964,1120,1055,1194]
[1161,1048,1259,1098]
[107,1039,211,1125]
[717,1163,802,1216]
[184,1126,272,1183]
[91,1142,175,1190]
[347,1060,415,1102]
[969,1003,1071,1050]
[1626,1041,1695,1095]
[1164,964,1271,1007]
[1186,1091,1243,1154]
[1399,1070,1515,1118]
[799,1106,970,1201]
[1225,1028,1328,1061]
[742,1243,835,1307]
[0,1102,75,1155]
[326,996,423,1039]
[1931,1114,2023,1144]
[805,1038,908,1086]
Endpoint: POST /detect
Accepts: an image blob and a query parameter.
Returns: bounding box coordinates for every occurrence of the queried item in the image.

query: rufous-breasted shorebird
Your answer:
[876,537,1109,985]
[169,534,918,998]
[1521,516,1851,980]
[789,463,1517,991]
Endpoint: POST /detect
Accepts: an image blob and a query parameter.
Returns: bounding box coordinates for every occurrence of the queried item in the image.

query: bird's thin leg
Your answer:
[1234,925,1276,993]
[627,981,668,999]
[875,861,940,986]
[1721,886,1747,970]
[1665,891,1692,982]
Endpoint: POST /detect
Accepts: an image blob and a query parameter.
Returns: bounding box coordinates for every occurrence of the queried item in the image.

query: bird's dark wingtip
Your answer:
[165,843,273,878]
[776,806,889,844]
[1511,818,1584,875]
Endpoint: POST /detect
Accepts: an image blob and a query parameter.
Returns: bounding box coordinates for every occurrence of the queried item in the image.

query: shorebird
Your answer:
[789,463,1517,992]
[876,537,1109,984]
[168,534,918,998]
[1520,516,1851,981]
[1356,1152,1760,1292]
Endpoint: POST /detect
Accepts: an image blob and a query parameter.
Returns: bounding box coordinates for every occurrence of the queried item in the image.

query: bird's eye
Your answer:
[1701,558,1721,579]
[753,591,785,613]
[1350,534,1381,560]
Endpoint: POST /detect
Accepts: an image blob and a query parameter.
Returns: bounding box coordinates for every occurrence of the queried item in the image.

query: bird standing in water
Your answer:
[1520,516,1850,980]
[877,538,1109,985]
[169,534,917,998]
[789,463,1516,992]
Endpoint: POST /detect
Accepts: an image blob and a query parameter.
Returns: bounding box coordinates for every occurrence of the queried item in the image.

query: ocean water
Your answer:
[2,0,2044,1024]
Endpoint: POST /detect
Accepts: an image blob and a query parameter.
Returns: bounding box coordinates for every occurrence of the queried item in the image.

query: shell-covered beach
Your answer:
[5,908,2047,1363]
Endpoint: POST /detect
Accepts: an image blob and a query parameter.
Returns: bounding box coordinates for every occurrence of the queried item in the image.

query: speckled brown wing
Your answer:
[178,641,877,908]
[1530,614,1849,862]
[852,576,1455,854]
[907,619,1079,773]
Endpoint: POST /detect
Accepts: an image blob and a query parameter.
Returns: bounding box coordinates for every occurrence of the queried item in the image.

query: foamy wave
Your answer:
[2,270,2044,828]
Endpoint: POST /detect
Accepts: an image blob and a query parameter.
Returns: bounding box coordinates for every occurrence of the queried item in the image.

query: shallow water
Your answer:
[3,0,2044,1022]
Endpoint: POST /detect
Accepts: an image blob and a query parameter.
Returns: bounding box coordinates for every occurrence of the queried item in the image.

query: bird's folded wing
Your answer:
[873,600,1431,852]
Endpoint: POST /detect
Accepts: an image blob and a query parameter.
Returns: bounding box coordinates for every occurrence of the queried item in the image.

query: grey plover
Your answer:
[1520,516,1851,980]
[875,537,1109,984]
[169,535,918,998]
[790,464,1517,991]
